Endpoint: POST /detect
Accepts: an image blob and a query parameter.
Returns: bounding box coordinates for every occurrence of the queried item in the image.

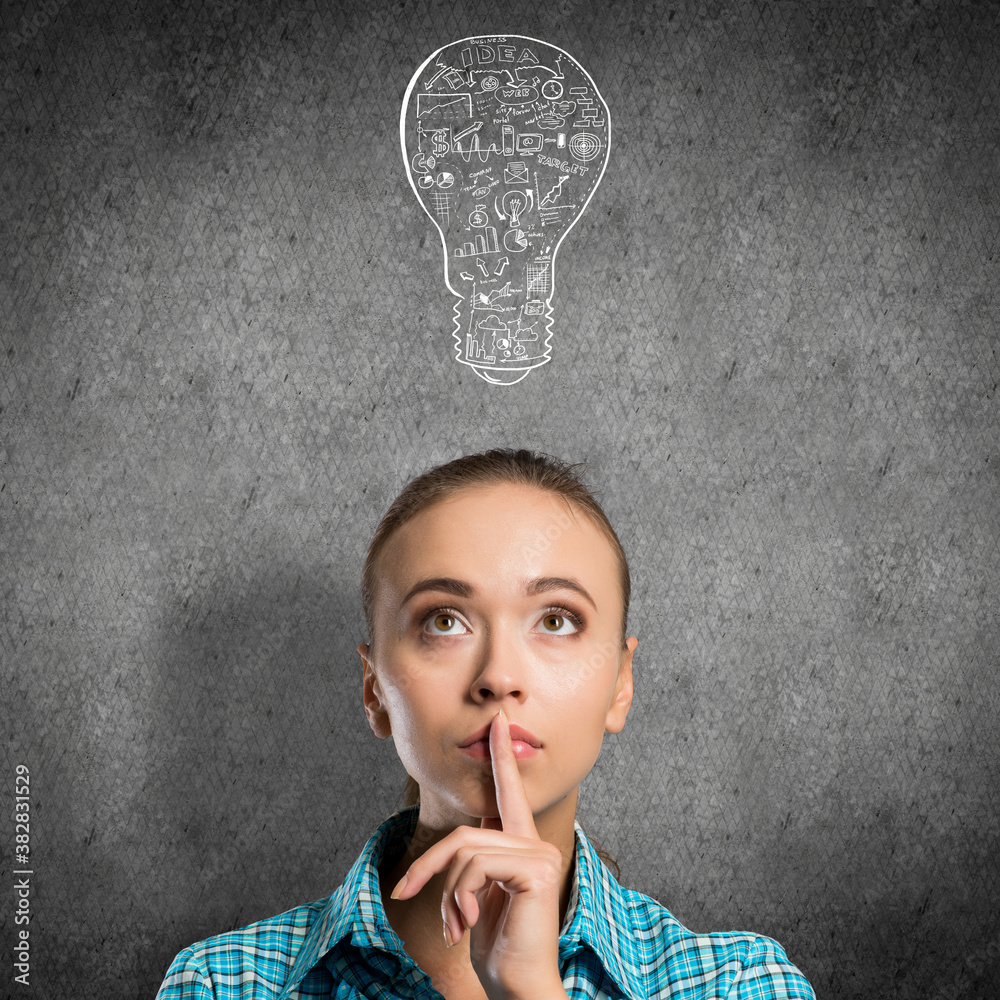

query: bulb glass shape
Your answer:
[401,35,611,384]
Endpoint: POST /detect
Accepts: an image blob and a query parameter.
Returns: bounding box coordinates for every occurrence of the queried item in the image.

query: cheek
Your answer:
[545,647,618,710]
[544,704,607,788]
[384,659,428,702]
[380,658,456,731]
[541,668,613,736]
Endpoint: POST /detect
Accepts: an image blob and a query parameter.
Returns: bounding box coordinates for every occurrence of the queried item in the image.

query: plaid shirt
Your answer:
[157,804,815,999]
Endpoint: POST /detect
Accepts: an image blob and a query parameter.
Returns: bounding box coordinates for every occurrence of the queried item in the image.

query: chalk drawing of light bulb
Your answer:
[401,35,611,385]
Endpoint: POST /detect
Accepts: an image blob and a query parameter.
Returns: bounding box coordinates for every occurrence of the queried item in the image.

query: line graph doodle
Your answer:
[541,175,569,207]
[417,93,473,118]
[476,281,513,307]
[526,261,551,297]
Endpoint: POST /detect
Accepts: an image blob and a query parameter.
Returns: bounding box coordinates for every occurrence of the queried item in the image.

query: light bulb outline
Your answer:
[400,34,611,385]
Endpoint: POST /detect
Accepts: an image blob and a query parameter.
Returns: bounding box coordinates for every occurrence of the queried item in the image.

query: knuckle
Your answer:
[540,864,560,891]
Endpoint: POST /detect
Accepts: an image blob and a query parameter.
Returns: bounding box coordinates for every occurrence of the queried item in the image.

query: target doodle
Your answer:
[569,132,603,163]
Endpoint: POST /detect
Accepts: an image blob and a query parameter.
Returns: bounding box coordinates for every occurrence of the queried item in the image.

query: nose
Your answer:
[469,624,527,704]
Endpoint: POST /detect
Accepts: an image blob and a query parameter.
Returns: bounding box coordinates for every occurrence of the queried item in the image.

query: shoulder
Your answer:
[612,886,816,999]
[155,895,332,1000]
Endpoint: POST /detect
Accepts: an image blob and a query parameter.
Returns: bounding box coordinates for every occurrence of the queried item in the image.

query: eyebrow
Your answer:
[400,575,597,612]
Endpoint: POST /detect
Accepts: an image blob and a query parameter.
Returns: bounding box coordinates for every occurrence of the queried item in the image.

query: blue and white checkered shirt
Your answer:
[156,803,815,999]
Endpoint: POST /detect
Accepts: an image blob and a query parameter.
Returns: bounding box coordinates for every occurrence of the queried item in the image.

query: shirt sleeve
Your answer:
[727,935,816,1000]
[154,946,216,1000]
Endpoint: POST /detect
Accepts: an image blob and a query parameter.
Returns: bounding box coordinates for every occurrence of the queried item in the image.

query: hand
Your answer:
[390,708,569,1000]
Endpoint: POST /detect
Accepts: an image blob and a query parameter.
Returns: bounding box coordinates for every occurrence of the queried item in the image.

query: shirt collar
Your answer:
[560,811,647,1000]
[279,803,644,999]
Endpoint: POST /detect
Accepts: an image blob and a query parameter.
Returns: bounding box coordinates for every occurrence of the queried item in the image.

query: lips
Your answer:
[460,720,542,749]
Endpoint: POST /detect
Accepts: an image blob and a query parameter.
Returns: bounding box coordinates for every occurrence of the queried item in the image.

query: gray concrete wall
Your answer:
[2,1,997,997]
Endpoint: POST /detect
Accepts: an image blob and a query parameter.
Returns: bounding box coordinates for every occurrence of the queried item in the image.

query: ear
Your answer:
[604,635,637,734]
[359,641,392,739]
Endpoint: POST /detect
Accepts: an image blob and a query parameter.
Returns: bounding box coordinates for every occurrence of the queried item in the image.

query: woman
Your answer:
[157,448,816,999]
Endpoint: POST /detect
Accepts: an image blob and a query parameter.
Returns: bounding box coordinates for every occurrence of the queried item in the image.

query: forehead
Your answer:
[378,483,617,589]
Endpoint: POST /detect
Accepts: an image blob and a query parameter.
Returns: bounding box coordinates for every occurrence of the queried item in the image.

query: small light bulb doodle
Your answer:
[401,35,611,385]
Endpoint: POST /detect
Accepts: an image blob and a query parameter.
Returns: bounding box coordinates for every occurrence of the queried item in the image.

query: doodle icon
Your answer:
[401,34,611,384]
[503,161,529,185]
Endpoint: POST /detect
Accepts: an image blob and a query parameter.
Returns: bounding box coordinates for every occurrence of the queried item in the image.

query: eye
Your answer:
[422,609,470,636]
[537,607,583,635]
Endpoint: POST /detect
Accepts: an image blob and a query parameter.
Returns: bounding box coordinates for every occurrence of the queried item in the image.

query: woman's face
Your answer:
[359,482,637,827]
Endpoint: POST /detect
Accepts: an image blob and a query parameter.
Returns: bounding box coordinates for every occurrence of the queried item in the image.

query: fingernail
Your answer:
[391,874,408,900]
[444,922,455,948]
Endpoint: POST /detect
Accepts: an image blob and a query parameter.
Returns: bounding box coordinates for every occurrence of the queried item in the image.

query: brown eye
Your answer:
[537,608,581,635]
[424,611,468,635]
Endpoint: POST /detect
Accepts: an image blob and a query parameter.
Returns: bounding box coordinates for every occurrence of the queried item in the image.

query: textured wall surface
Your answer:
[2,1,998,997]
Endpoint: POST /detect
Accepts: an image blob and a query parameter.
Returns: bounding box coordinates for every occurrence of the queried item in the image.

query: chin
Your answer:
[416,781,497,827]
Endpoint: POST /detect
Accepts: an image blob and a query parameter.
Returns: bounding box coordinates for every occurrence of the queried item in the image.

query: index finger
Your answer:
[486,708,539,839]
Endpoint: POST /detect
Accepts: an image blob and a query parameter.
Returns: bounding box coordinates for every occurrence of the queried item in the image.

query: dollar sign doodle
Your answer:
[431,129,450,156]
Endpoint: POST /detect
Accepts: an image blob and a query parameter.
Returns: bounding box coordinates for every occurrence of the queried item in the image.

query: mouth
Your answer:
[459,721,542,749]
[460,738,540,760]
